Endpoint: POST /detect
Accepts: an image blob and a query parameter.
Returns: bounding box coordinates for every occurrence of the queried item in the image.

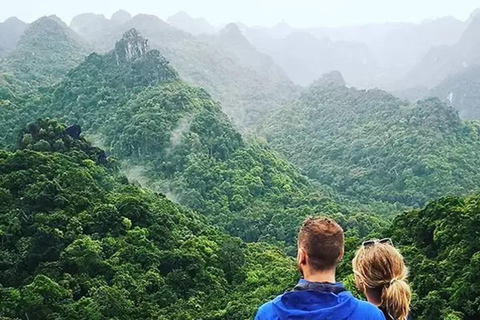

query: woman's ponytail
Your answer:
[381,278,411,320]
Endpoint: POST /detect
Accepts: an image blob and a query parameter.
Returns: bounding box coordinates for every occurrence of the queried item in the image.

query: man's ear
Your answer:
[338,248,344,262]
[298,248,307,265]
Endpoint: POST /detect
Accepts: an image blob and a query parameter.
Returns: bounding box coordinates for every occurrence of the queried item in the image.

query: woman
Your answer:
[352,238,411,320]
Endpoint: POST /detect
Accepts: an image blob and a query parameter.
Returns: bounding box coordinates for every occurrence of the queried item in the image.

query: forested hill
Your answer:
[0,16,90,85]
[0,119,298,319]
[69,13,298,127]
[2,120,478,320]
[261,72,480,208]
[0,30,384,251]
[390,194,480,319]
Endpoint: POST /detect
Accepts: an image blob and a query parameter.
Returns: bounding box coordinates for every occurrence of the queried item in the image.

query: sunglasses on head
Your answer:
[362,238,393,248]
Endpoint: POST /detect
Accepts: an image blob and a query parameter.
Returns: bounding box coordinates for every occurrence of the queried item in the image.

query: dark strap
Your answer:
[293,282,346,295]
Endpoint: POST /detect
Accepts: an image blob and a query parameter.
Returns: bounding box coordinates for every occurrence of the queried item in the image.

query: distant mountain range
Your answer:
[402,14,480,89]
[70,10,132,45]
[394,13,480,118]
[2,8,480,119]
[161,10,478,92]
[244,28,380,88]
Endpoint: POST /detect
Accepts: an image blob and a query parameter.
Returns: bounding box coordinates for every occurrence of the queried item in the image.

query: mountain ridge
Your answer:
[401,14,480,90]
[1,15,90,84]
[70,13,298,127]
[166,10,215,35]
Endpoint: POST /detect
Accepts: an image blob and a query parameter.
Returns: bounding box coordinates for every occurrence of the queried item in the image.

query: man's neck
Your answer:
[302,269,336,284]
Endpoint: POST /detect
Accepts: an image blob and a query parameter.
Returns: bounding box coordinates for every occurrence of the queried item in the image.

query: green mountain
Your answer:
[0,15,91,138]
[1,16,90,85]
[391,194,480,319]
[261,72,480,208]
[70,13,298,127]
[0,31,386,318]
[0,118,297,319]
[1,30,381,250]
[0,72,31,145]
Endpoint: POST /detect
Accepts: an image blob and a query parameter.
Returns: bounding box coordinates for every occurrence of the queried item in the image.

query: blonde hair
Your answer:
[352,243,411,320]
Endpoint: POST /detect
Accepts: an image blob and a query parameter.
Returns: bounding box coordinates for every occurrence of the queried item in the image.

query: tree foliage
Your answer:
[262,73,480,208]
[0,30,383,251]
[1,27,479,320]
[391,194,480,319]
[0,121,298,319]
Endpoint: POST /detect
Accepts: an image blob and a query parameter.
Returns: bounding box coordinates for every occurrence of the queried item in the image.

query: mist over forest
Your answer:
[1,3,480,319]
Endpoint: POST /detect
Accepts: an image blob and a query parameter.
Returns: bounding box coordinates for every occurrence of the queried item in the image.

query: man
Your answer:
[255,217,385,320]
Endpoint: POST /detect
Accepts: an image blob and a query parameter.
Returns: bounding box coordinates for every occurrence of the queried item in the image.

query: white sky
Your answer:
[0,0,479,28]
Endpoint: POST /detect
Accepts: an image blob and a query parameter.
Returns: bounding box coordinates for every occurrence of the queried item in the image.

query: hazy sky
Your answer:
[1,0,479,28]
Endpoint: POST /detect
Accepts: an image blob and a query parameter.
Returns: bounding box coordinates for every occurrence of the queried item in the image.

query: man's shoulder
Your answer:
[256,300,274,316]
[255,296,281,320]
[351,299,386,320]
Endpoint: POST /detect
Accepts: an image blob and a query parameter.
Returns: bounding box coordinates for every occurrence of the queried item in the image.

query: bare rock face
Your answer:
[114,29,149,64]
